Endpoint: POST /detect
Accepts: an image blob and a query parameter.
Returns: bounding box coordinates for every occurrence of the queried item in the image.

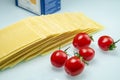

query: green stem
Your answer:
[90,35,94,41]
[74,52,89,65]
[64,47,70,52]
[114,39,120,44]
[59,45,61,50]
[82,59,89,65]
[109,38,120,50]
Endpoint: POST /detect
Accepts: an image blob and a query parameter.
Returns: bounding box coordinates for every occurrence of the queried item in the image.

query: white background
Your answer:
[0,0,120,80]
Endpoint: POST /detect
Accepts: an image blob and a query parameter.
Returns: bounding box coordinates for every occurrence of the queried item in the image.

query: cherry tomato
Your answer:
[72,33,92,49]
[98,35,115,51]
[50,50,68,68]
[64,56,85,76]
[79,47,95,61]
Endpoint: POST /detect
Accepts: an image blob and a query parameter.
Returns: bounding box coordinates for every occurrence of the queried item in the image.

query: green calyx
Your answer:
[74,52,88,65]
[74,52,80,58]
[109,39,120,50]
[109,43,116,50]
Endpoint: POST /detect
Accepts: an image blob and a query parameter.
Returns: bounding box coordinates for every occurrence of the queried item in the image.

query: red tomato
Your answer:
[64,56,85,76]
[72,33,92,49]
[98,35,114,51]
[50,50,68,68]
[79,47,95,61]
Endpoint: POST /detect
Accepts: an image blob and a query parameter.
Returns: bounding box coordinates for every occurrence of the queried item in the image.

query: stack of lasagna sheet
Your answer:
[0,13,103,70]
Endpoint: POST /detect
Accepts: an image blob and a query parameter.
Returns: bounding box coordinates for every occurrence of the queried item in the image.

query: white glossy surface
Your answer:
[0,0,120,80]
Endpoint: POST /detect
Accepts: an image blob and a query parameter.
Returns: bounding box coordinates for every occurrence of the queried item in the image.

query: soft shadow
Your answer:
[100,49,120,56]
[50,65,64,72]
[65,70,87,80]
